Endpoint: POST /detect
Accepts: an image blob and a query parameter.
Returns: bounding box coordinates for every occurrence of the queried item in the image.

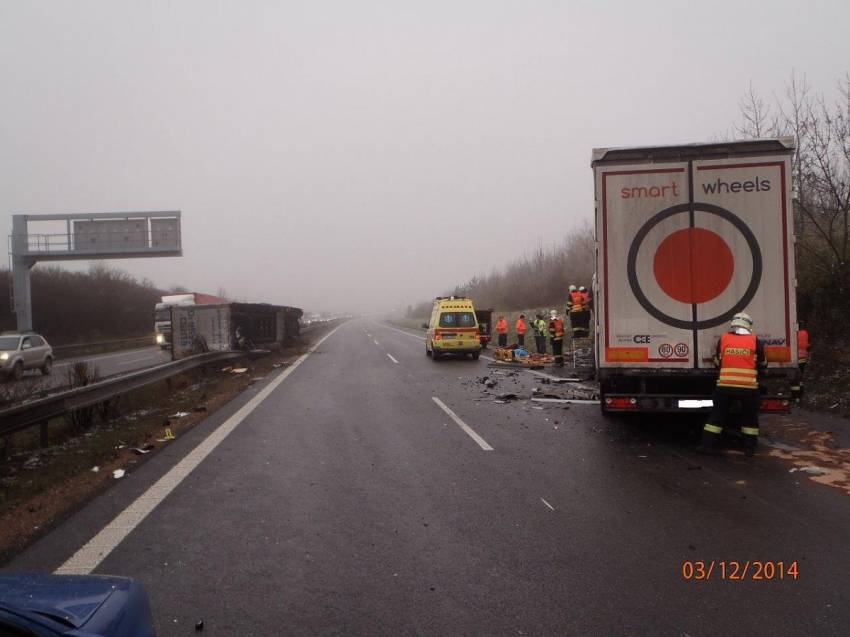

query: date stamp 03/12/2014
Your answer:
[682,561,800,581]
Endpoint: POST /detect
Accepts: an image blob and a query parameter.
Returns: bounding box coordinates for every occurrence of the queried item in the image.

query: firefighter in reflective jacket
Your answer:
[566,285,590,338]
[699,312,766,457]
[791,327,810,399]
[548,310,565,367]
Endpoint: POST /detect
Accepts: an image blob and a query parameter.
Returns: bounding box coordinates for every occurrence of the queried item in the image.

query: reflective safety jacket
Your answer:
[496,318,509,334]
[515,318,527,334]
[798,329,810,362]
[568,290,584,312]
[580,291,591,307]
[549,318,565,340]
[716,332,763,390]
[533,318,548,336]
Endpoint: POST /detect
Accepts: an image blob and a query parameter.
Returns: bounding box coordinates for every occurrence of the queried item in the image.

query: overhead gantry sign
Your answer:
[9,211,182,331]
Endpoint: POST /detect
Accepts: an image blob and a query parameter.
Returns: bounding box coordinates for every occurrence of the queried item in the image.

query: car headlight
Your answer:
[0,353,8,361]
[155,334,165,344]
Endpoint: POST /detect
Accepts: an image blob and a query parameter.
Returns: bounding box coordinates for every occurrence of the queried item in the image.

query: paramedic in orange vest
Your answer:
[515,314,527,347]
[548,310,565,367]
[699,312,766,457]
[496,316,509,348]
[791,327,810,399]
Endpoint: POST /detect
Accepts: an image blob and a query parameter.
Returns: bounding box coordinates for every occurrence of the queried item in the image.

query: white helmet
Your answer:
[579,286,587,292]
[569,285,577,292]
[549,309,558,318]
[730,312,753,331]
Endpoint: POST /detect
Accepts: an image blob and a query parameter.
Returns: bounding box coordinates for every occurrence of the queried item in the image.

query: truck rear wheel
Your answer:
[432,349,442,360]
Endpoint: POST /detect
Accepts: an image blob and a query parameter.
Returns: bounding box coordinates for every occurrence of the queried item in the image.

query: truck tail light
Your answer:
[605,397,638,409]
[434,334,442,340]
[760,398,790,412]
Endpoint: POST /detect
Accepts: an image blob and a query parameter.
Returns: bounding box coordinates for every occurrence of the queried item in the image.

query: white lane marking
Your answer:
[431,396,493,451]
[540,497,555,511]
[373,322,426,341]
[531,397,600,405]
[55,323,345,575]
[387,353,399,364]
[373,340,379,346]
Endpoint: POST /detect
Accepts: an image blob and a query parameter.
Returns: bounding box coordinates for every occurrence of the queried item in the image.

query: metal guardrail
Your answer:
[0,351,240,439]
[52,336,155,360]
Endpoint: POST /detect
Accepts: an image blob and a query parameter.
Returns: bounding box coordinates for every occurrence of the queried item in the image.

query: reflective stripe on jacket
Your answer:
[717,332,758,389]
[568,290,584,312]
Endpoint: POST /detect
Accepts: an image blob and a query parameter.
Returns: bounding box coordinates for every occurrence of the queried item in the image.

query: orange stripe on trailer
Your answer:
[605,347,648,362]
[764,346,791,362]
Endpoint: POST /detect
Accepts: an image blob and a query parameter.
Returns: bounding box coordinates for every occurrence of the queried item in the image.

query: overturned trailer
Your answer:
[169,302,303,359]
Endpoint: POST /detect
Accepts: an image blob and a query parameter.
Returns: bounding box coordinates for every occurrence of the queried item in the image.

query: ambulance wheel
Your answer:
[471,352,480,360]
[426,347,432,357]
[432,350,442,360]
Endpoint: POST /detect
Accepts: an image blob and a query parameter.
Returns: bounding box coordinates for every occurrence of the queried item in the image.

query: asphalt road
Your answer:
[5,320,850,635]
[16,346,172,390]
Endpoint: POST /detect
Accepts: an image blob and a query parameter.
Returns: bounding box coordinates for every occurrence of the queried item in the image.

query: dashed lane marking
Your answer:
[431,397,493,451]
[54,323,345,575]
[387,353,399,364]
[540,497,555,511]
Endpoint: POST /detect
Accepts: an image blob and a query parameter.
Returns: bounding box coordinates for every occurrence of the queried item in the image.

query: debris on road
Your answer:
[789,466,828,475]
[131,444,154,455]
[531,397,601,405]
[231,368,248,374]
[91,466,100,473]
[112,469,126,479]
[169,411,191,418]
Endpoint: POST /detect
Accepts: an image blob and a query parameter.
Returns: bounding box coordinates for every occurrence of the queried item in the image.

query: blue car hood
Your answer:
[0,573,154,636]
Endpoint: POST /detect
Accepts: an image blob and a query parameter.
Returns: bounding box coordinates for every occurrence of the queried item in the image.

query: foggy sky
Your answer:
[2,1,848,314]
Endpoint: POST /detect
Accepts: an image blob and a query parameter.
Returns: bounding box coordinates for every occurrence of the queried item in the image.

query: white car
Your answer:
[0,332,53,380]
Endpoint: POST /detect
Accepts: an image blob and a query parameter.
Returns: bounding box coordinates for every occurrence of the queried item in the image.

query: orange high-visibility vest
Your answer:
[717,332,758,390]
[549,318,564,339]
[580,291,590,305]
[569,290,584,312]
[515,318,527,334]
[496,318,508,334]
[798,329,810,362]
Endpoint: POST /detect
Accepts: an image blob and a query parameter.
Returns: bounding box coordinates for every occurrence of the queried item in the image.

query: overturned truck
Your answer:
[169,302,303,359]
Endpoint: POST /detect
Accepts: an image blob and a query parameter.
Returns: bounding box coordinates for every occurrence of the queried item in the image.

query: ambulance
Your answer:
[424,297,482,360]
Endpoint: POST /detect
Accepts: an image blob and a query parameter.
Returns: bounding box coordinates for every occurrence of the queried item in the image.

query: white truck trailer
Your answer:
[154,292,228,347]
[592,138,799,413]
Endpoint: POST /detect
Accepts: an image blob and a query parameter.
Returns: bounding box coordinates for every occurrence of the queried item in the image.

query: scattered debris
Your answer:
[531,397,600,405]
[221,366,232,372]
[637,455,648,458]
[91,466,100,473]
[251,377,265,381]
[485,380,497,388]
[131,444,154,455]
[788,466,828,476]
[496,393,519,401]
[112,469,126,479]
[195,620,204,632]
[231,368,248,374]
[193,405,208,412]
[169,411,191,419]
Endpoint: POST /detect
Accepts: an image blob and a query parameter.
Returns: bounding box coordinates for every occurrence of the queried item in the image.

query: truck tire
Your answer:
[41,357,53,375]
[11,361,23,381]
[432,349,442,361]
[472,352,480,360]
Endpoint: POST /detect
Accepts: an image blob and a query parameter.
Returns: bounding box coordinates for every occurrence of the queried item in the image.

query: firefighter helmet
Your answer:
[730,312,754,330]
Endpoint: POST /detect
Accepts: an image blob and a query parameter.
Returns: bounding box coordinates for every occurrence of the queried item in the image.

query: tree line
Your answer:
[0,264,166,344]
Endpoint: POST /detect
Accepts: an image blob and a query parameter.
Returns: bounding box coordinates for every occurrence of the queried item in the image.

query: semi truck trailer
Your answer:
[592,138,799,414]
[154,292,228,347]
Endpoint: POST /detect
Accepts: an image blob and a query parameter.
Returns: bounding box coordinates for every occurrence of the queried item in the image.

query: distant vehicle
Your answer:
[0,572,156,636]
[592,138,799,413]
[475,309,494,348]
[0,332,53,380]
[424,297,482,360]
[154,292,228,348]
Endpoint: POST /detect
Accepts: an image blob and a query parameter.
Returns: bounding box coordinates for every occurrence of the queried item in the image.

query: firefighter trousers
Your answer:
[701,388,760,450]
[551,337,564,367]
